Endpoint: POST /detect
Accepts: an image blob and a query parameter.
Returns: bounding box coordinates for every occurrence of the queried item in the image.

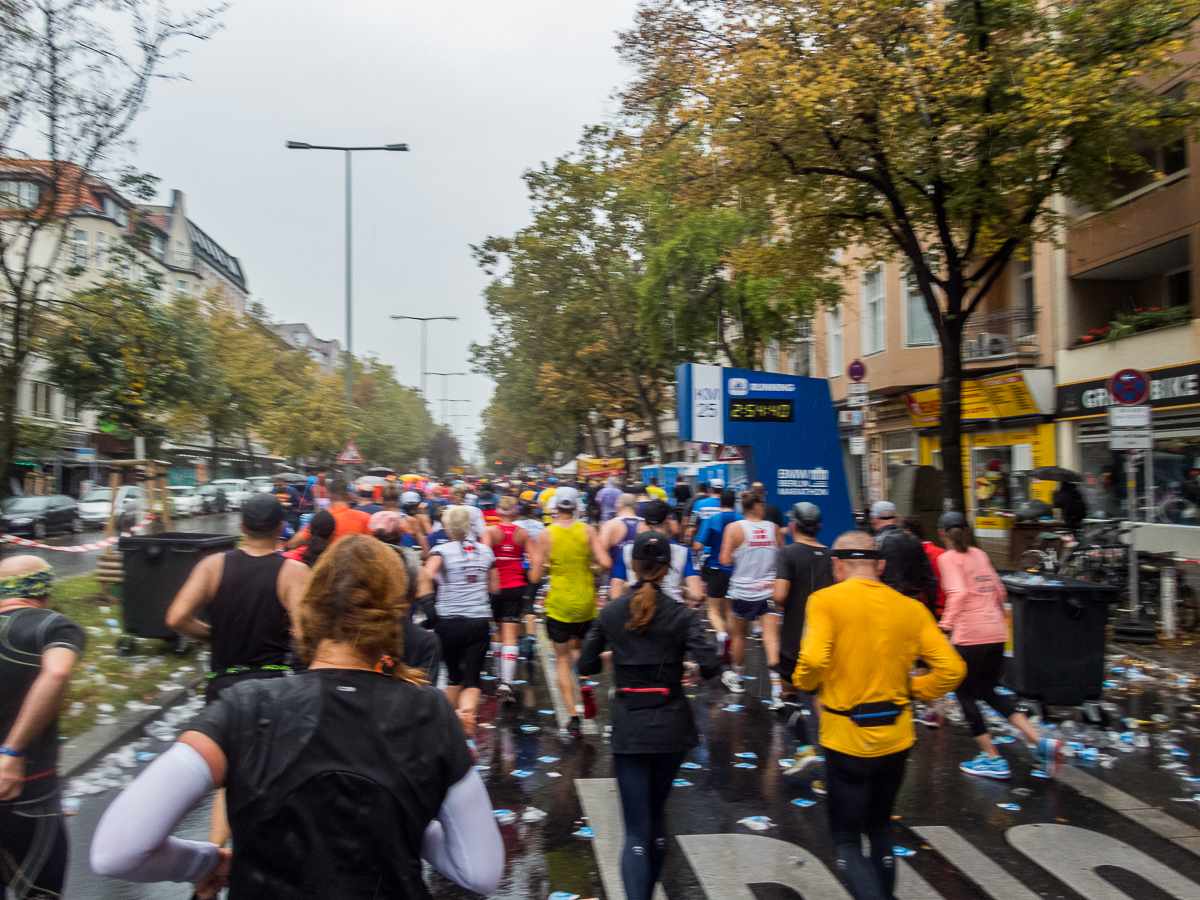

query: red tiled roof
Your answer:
[0,158,130,218]
[143,214,169,230]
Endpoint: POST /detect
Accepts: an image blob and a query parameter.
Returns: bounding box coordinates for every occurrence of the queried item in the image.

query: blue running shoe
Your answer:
[960,753,1011,780]
[1037,738,1064,778]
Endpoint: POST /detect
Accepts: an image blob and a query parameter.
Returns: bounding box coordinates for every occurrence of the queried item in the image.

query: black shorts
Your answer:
[546,616,592,645]
[434,617,491,689]
[0,796,68,899]
[491,586,526,623]
[701,566,731,599]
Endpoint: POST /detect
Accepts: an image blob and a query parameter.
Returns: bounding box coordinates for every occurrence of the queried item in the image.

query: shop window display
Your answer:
[1080,437,1200,525]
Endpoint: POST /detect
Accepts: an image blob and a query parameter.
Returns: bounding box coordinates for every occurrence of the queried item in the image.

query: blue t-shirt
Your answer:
[426,528,451,551]
[696,509,742,572]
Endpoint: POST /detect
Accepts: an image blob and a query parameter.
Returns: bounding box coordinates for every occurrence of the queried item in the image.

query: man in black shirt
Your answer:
[773,504,834,771]
[871,500,937,604]
[0,556,85,900]
[751,481,786,531]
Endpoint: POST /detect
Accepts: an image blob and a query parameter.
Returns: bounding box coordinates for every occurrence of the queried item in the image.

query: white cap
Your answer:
[552,486,580,510]
[400,490,422,505]
[709,478,725,489]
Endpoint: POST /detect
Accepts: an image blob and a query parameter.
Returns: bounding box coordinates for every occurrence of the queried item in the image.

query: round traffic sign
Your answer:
[848,359,867,382]
[1107,368,1150,406]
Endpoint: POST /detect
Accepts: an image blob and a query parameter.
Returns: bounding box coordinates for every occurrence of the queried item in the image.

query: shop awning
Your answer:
[903,369,1054,428]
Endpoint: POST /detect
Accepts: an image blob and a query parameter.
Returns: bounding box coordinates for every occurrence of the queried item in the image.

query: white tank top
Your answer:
[729,519,778,602]
[431,540,494,618]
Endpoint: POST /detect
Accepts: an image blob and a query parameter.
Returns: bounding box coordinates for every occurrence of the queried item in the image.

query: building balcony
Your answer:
[169,249,194,270]
[961,307,1041,372]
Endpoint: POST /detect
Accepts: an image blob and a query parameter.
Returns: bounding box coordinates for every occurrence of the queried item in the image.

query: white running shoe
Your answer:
[722,670,745,694]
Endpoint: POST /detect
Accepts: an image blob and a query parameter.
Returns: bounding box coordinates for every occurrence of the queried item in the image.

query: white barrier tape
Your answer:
[0,515,156,552]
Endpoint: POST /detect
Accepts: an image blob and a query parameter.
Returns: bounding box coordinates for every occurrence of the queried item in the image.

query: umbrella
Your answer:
[367,467,395,477]
[354,476,389,488]
[280,472,307,484]
[1029,466,1082,483]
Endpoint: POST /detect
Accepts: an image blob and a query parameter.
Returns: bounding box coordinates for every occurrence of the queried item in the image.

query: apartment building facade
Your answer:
[1,161,253,492]
[271,323,342,376]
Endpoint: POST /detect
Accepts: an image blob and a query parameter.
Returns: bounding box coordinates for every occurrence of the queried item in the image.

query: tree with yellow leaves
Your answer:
[621,0,1200,507]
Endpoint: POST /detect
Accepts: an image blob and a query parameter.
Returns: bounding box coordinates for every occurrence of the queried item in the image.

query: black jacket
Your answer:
[579,587,720,754]
[875,524,938,607]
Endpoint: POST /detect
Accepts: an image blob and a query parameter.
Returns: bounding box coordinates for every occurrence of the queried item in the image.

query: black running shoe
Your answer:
[567,716,582,738]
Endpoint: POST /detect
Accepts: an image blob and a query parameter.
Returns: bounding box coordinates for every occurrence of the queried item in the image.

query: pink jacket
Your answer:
[937,547,1008,646]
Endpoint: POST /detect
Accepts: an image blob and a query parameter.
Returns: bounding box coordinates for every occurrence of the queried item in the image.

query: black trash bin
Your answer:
[1001,574,1122,706]
[119,532,238,641]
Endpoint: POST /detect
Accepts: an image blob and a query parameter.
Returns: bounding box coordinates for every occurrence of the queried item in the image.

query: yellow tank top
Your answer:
[545,521,595,623]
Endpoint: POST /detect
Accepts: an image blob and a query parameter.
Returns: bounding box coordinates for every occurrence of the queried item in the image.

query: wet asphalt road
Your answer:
[0,513,243,577]
[59,621,1200,900]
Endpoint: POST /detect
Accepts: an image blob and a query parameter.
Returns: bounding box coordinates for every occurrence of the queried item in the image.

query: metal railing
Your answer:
[170,249,194,269]
[962,306,1039,360]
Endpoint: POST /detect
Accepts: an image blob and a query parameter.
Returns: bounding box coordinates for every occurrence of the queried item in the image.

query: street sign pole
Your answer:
[1107,371,1150,624]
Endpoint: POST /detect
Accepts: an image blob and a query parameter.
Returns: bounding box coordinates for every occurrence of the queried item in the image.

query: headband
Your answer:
[0,568,55,600]
[831,548,883,560]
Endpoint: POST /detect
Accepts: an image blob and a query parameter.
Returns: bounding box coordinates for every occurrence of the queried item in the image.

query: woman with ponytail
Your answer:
[579,531,720,900]
[91,535,503,899]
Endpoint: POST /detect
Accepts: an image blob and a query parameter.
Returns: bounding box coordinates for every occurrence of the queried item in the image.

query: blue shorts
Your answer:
[731,597,776,621]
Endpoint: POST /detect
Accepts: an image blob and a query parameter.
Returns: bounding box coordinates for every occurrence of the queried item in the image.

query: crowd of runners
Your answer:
[0,469,1071,900]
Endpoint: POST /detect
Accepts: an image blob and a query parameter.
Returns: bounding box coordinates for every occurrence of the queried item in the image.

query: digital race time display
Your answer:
[728,399,794,422]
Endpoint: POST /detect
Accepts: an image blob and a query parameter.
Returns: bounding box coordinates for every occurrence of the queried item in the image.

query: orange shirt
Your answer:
[298,505,373,543]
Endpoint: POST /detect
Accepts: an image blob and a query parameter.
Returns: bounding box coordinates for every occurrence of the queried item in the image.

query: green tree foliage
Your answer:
[427,427,461,475]
[350,356,434,471]
[41,273,198,441]
[621,0,1200,507]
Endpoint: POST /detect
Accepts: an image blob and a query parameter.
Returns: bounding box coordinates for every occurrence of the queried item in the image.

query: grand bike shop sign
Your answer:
[1057,361,1200,418]
[676,363,854,542]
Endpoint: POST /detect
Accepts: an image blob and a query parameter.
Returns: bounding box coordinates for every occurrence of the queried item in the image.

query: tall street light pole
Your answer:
[426,371,466,425]
[286,140,409,404]
[446,398,472,443]
[390,316,458,450]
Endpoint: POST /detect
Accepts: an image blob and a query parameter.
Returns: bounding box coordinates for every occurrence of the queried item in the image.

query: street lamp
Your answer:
[446,398,472,443]
[391,316,458,445]
[286,140,409,403]
[426,371,467,425]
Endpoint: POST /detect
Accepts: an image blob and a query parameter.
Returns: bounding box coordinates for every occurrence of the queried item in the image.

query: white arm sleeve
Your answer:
[421,769,504,893]
[90,742,219,884]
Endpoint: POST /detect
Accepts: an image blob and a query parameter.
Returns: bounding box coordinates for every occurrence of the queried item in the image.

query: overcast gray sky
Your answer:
[128,0,641,459]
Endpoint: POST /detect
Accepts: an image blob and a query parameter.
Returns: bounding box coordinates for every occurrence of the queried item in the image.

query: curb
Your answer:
[60,672,206,779]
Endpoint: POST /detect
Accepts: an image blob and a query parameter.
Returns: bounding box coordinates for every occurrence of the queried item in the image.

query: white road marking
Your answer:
[1009,823,1200,900]
[1057,764,1200,858]
[678,833,850,900]
[576,778,667,900]
[912,826,1041,900]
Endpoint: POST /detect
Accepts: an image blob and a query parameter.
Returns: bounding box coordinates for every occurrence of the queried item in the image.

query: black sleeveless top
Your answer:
[189,669,474,900]
[208,550,290,699]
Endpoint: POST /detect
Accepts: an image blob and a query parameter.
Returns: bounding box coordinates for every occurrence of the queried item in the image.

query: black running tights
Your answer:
[825,747,909,900]
[612,751,685,900]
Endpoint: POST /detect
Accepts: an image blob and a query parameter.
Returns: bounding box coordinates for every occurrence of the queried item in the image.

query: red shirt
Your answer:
[492,523,527,590]
[923,541,947,618]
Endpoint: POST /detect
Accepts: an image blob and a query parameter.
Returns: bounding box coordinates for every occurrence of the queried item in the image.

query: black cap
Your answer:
[642,499,670,526]
[790,501,822,525]
[631,530,672,565]
[242,492,283,533]
[478,491,497,509]
[938,510,969,530]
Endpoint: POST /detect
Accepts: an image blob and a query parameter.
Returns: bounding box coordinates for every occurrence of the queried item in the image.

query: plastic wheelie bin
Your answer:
[1001,574,1122,706]
[118,532,238,644]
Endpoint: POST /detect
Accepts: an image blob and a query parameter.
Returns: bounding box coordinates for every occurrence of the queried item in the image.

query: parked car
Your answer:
[207,479,252,510]
[166,485,203,518]
[0,495,82,539]
[78,485,145,529]
[196,483,227,514]
[247,475,275,493]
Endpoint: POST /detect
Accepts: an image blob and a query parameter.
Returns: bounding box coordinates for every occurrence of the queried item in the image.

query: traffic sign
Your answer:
[848,382,870,395]
[848,359,867,382]
[1108,405,1151,428]
[1108,368,1150,406]
[717,445,744,462]
[849,436,867,455]
[337,441,364,463]
[838,410,864,426]
[1109,429,1154,450]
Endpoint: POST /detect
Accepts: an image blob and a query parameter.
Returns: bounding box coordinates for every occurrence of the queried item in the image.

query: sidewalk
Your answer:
[1110,633,1200,680]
